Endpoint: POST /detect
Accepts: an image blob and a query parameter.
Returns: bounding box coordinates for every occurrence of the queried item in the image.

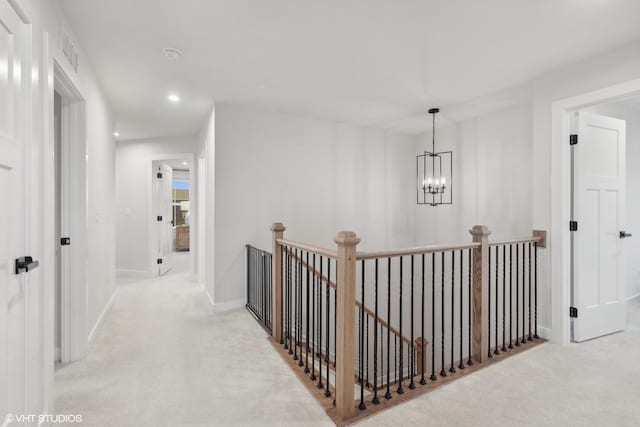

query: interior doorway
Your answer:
[569,94,640,342]
[53,61,88,364]
[151,157,194,276]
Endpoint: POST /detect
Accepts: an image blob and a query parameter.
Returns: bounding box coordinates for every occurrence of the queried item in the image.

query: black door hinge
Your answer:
[157,215,162,222]
[60,237,71,246]
[570,221,578,231]
[157,172,163,179]
[570,306,578,318]
[157,258,163,265]
[570,134,578,145]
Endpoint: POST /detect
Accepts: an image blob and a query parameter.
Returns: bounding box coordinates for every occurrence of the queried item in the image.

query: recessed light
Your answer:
[113,131,119,137]
[168,94,180,103]
[182,161,188,166]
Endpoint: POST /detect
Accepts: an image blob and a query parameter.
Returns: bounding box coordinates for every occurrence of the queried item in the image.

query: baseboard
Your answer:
[88,289,118,349]
[213,297,245,312]
[116,269,151,278]
[625,293,640,301]
[536,325,551,341]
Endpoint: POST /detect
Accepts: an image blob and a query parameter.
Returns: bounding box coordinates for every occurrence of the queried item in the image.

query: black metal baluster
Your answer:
[528,242,532,341]
[366,314,369,388]
[294,250,299,362]
[410,255,416,388]
[450,251,456,373]
[311,254,316,380]
[298,252,304,366]
[494,246,499,356]
[373,259,380,404]
[284,248,290,351]
[359,260,366,408]
[534,243,539,339]
[501,245,507,352]
[280,246,284,345]
[317,256,323,388]
[421,253,427,383]
[385,257,392,400]
[398,257,405,394]
[334,262,337,367]
[515,245,520,347]
[509,245,513,349]
[521,243,526,344]
[458,250,465,370]
[440,252,447,377]
[467,248,473,366]
[431,252,437,380]
[325,259,331,397]
[305,252,310,373]
[488,248,492,358]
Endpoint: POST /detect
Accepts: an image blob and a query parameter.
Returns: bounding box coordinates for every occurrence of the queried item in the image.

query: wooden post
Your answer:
[469,225,491,363]
[533,229,547,248]
[271,222,286,343]
[334,231,360,421]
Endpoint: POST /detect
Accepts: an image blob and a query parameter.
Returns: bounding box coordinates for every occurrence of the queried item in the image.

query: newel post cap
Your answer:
[469,225,491,237]
[334,231,361,246]
[271,222,286,232]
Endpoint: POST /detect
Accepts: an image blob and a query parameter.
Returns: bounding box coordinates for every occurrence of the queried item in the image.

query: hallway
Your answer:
[55,268,640,426]
[54,272,333,426]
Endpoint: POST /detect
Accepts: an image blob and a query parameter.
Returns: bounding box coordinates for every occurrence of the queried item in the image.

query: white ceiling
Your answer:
[59,0,640,140]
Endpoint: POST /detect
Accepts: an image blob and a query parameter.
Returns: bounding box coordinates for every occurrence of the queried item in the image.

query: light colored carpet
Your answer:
[55,270,640,426]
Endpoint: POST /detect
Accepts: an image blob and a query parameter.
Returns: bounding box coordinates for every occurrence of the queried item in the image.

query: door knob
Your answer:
[620,231,633,239]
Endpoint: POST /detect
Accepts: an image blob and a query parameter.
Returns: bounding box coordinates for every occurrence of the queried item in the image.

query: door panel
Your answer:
[573,112,626,342]
[157,164,173,275]
[0,0,27,419]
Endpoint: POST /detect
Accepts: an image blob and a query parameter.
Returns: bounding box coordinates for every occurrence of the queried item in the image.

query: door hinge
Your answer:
[157,172,163,179]
[570,221,578,231]
[157,258,163,265]
[157,215,162,222]
[570,134,578,145]
[60,237,71,246]
[569,306,578,318]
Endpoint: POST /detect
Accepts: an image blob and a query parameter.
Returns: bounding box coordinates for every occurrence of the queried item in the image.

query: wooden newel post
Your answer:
[469,225,491,363]
[334,231,360,421]
[271,222,286,343]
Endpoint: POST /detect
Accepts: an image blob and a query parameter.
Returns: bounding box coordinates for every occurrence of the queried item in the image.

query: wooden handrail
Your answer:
[356,242,481,260]
[488,235,543,246]
[285,247,417,349]
[277,238,337,259]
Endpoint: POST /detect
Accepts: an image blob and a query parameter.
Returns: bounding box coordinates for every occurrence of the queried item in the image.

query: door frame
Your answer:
[52,59,88,363]
[147,153,195,276]
[550,78,640,344]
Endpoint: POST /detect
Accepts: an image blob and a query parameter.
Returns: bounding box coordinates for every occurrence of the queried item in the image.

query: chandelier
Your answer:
[417,108,452,206]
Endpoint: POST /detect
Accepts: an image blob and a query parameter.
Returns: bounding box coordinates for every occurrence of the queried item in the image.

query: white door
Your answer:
[156,164,173,275]
[573,111,626,342]
[0,1,30,420]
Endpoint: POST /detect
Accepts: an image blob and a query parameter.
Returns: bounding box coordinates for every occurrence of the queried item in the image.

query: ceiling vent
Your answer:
[163,47,183,61]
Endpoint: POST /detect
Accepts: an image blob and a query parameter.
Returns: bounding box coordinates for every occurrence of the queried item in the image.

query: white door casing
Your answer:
[572,111,626,342]
[0,0,29,421]
[156,163,173,275]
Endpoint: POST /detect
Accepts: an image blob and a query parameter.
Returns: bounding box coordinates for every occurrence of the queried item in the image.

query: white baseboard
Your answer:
[625,293,640,301]
[536,325,551,341]
[213,297,245,312]
[88,289,118,349]
[116,269,152,278]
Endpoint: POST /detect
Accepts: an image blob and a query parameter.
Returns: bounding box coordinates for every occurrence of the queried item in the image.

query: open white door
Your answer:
[0,1,30,419]
[156,164,173,275]
[572,111,626,342]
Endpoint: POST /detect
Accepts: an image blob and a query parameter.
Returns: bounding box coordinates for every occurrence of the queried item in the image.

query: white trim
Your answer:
[205,289,215,306]
[536,326,551,341]
[88,289,118,350]
[550,77,640,345]
[625,293,640,302]
[116,269,152,278]
[213,298,245,312]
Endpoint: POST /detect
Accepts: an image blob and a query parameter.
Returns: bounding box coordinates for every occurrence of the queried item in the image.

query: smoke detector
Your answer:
[163,47,183,61]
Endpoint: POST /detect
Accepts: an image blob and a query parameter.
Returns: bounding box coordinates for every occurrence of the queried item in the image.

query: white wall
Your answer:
[583,101,640,300]
[413,103,533,245]
[212,103,415,307]
[115,135,198,276]
[197,108,215,300]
